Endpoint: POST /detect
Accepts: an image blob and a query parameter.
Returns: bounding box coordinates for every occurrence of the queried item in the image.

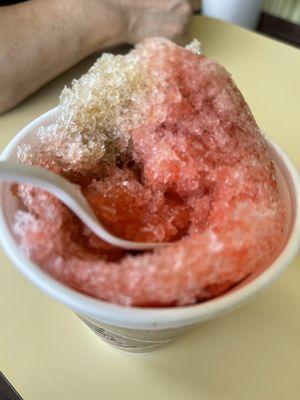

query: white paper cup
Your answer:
[1,108,300,353]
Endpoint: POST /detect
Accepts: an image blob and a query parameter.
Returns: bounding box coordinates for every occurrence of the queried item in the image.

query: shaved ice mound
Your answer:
[14,38,286,307]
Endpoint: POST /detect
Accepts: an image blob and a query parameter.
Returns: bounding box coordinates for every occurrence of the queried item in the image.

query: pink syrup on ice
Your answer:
[14,38,286,307]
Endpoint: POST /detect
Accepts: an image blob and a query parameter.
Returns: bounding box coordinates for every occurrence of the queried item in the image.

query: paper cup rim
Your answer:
[1,107,300,330]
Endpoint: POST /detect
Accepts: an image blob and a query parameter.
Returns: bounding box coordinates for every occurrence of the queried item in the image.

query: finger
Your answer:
[189,0,201,13]
[172,1,191,15]
[168,0,189,12]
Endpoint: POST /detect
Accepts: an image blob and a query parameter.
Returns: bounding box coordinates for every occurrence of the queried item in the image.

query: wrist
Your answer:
[73,0,126,53]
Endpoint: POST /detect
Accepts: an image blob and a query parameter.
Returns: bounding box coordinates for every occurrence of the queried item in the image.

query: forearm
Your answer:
[0,0,124,113]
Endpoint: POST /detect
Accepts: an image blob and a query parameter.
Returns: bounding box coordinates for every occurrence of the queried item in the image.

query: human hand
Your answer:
[114,0,200,44]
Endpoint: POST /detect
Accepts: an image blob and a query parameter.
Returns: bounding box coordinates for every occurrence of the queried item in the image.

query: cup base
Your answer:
[78,314,190,353]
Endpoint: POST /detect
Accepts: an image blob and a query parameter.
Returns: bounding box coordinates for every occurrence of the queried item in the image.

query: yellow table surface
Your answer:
[1,16,300,400]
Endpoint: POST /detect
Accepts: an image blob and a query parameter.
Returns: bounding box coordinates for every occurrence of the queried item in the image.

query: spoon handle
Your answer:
[0,161,71,192]
[0,161,165,251]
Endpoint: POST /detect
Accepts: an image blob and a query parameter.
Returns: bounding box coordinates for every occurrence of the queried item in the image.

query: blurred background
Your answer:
[200,0,300,47]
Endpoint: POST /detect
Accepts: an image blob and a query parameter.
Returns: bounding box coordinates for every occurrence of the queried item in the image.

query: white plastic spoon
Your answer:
[0,161,166,251]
